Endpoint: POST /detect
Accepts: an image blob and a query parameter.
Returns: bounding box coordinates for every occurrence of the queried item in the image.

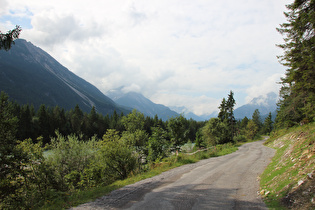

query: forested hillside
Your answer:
[0,39,126,115]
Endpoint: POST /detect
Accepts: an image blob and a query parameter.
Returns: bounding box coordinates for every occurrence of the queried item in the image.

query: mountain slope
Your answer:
[0,39,126,115]
[234,92,278,120]
[107,87,179,120]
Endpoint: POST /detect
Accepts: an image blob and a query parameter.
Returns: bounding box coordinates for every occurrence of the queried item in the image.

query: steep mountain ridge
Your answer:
[0,39,127,115]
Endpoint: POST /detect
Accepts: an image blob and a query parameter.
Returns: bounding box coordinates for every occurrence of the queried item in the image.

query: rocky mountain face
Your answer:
[107,87,179,121]
[234,92,278,120]
[0,39,127,115]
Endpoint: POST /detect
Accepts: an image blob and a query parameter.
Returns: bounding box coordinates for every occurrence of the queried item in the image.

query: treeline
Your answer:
[200,91,273,147]
[9,91,272,148]
[10,102,202,145]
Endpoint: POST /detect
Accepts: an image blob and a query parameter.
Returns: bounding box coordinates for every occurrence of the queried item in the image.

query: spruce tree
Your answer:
[276,0,315,127]
[226,90,236,139]
[217,90,236,143]
[0,92,26,203]
[263,112,273,134]
[0,26,21,50]
[252,109,262,132]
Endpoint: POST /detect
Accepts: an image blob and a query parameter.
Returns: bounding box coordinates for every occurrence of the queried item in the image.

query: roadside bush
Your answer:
[147,127,170,163]
[65,170,81,190]
[194,130,206,149]
[45,132,98,191]
[79,164,108,188]
[196,151,210,160]
[15,138,57,209]
[233,135,246,143]
[98,129,139,180]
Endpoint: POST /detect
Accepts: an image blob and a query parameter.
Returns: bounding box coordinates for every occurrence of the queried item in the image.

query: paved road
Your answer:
[73,139,275,210]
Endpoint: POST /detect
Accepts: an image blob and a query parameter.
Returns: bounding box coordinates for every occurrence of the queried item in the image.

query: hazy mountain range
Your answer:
[106,87,179,121]
[0,39,278,121]
[169,106,217,121]
[234,92,278,120]
[170,92,278,121]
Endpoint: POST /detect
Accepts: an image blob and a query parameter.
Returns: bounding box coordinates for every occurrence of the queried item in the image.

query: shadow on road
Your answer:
[91,182,266,210]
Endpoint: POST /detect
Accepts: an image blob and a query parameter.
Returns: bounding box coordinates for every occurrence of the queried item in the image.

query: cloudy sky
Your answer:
[0,0,290,116]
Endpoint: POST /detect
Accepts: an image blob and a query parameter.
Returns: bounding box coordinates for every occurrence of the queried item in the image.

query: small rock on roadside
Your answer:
[307,173,313,179]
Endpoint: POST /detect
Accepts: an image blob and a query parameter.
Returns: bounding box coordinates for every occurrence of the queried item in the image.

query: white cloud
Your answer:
[151,93,221,116]
[0,0,8,16]
[22,10,106,48]
[1,0,291,115]
[245,73,284,103]
[122,84,141,93]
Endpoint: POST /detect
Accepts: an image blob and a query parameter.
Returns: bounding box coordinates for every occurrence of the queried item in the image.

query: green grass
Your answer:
[260,123,315,209]
[40,142,239,209]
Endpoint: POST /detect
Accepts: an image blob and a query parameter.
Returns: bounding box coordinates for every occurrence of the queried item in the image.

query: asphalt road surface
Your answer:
[72,139,275,210]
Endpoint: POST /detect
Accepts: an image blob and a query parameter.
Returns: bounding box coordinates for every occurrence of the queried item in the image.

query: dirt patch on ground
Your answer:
[281,171,315,209]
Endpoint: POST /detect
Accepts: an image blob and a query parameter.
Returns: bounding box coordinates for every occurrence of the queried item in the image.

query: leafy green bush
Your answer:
[46,132,98,191]
[147,127,170,163]
[233,134,246,142]
[98,129,139,180]
[196,151,210,160]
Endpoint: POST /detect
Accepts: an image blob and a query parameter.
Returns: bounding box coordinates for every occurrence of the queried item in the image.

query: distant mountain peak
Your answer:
[249,92,278,106]
[106,87,178,120]
[235,92,278,119]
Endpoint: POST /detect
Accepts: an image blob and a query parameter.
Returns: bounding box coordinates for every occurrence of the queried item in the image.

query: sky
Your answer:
[0,0,291,116]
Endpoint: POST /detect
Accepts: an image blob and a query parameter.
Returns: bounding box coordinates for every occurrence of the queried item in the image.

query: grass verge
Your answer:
[260,123,315,209]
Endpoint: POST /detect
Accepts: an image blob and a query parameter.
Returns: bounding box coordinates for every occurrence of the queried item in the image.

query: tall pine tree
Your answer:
[0,92,26,203]
[0,26,21,50]
[215,90,236,143]
[276,0,315,127]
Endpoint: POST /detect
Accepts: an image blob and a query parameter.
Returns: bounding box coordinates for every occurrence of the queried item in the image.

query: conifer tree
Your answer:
[252,109,262,132]
[217,90,236,142]
[37,104,50,144]
[276,0,315,127]
[0,92,26,203]
[70,105,84,136]
[263,112,273,134]
[218,98,227,121]
[0,26,21,50]
[226,90,236,139]
[202,91,236,145]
